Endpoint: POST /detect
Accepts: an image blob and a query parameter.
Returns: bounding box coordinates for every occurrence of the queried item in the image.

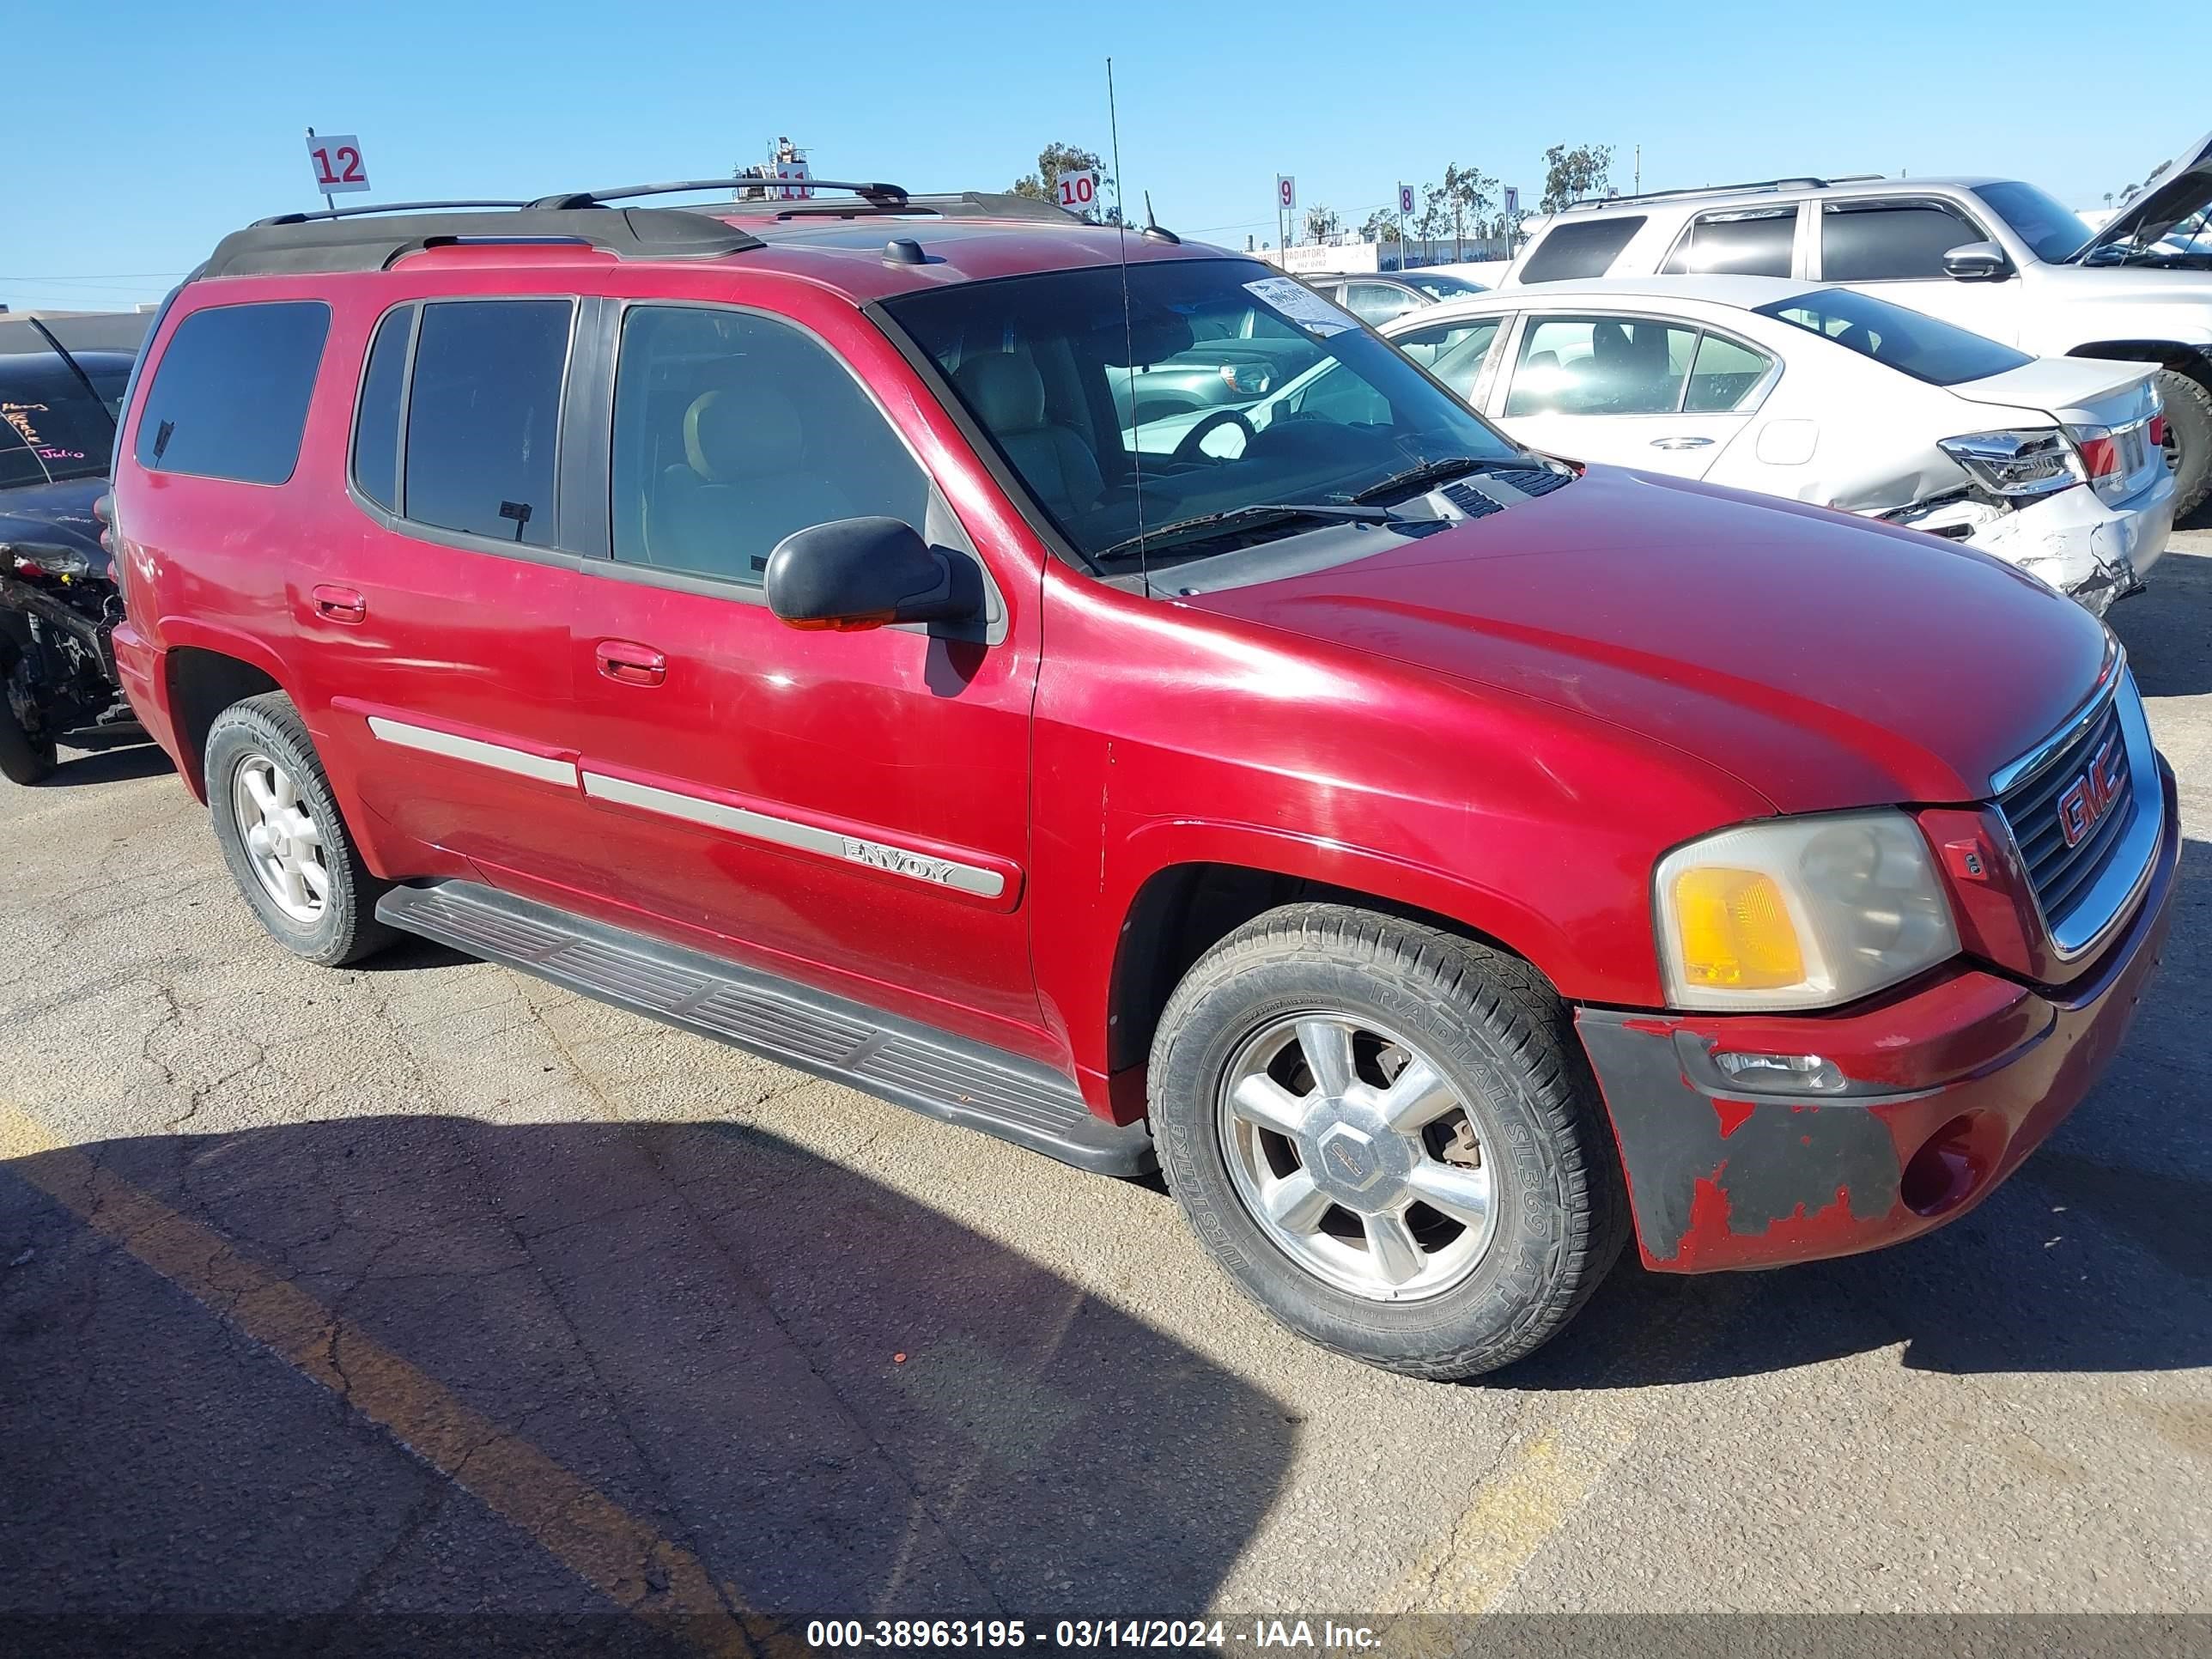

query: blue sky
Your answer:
[8,0,2206,313]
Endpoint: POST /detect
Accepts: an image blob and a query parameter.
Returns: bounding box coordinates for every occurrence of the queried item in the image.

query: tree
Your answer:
[1439,161,1498,257]
[1540,143,1614,214]
[1413,183,1451,251]
[1358,207,1402,246]
[1011,142,1119,222]
[1304,203,1342,243]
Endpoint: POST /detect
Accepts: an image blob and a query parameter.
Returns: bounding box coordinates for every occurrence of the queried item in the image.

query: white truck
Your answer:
[1496,131,2212,517]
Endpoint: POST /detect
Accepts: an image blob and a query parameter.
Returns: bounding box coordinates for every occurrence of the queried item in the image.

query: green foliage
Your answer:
[1011,142,1120,222]
[1359,207,1403,246]
[1540,144,1614,214]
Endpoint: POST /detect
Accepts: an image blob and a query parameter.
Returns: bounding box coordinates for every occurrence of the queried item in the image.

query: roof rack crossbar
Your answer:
[251,199,532,228]
[1564,173,1885,211]
[530,178,911,210]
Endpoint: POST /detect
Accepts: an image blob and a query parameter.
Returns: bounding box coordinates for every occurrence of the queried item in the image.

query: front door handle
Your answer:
[1650,436,1715,450]
[312,584,367,623]
[596,640,667,688]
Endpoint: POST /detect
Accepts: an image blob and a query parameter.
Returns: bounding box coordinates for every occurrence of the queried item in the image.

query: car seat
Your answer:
[646,381,856,580]
[953,351,1103,517]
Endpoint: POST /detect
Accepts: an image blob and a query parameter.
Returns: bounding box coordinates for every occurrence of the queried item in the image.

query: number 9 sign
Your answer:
[1056,169,1101,216]
[1277,174,1297,211]
[307,132,371,195]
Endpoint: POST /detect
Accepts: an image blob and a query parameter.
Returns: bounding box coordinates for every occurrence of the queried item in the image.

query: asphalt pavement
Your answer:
[3,527,2209,1649]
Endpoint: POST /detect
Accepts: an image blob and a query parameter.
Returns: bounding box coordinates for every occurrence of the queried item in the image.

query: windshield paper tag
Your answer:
[1243,276,1357,337]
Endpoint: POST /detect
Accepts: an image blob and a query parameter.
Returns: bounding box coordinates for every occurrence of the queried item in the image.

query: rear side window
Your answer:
[403,301,572,546]
[1820,201,1982,281]
[352,307,412,514]
[1683,333,1775,411]
[134,301,330,484]
[1516,216,1646,283]
[1663,208,1796,277]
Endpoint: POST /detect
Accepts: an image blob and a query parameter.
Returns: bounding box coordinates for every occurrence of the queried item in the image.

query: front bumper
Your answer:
[1577,759,2179,1273]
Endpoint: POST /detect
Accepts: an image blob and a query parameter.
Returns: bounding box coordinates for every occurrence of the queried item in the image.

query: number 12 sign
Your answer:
[307,133,371,195]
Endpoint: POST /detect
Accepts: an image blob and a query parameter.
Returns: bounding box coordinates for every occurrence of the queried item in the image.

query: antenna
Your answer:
[1107,56,1151,598]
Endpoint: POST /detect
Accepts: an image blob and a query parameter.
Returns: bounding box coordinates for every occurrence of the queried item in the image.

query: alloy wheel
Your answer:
[231,751,331,924]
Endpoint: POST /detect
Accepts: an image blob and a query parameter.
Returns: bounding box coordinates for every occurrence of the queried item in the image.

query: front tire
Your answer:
[0,690,58,786]
[2154,368,2212,521]
[1149,904,1627,1380]
[204,691,393,967]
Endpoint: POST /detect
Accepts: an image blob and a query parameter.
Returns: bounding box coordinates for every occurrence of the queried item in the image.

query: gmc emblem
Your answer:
[2056,737,2123,848]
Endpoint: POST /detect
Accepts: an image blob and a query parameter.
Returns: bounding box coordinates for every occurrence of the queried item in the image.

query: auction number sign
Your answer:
[1277,174,1297,211]
[307,133,370,194]
[1056,169,1101,215]
[1398,183,1415,216]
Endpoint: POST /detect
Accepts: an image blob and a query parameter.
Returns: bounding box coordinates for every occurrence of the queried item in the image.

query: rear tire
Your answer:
[1148,903,1627,1380]
[204,691,394,967]
[0,686,57,786]
[2154,368,2212,521]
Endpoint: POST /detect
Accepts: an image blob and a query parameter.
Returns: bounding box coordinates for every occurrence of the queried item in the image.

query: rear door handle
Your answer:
[312,584,367,623]
[1650,436,1715,450]
[596,640,667,688]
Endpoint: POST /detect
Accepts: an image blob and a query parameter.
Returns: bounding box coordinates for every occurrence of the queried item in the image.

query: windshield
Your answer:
[0,354,123,487]
[881,257,1524,567]
[1753,289,2033,386]
[1407,271,1486,301]
[1971,182,2091,264]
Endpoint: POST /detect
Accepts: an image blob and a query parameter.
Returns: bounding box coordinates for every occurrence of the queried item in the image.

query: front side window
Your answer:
[403,301,571,546]
[134,301,330,485]
[1754,288,2031,386]
[1663,207,1796,277]
[610,305,933,587]
[881,258,1524,570]
[1820,201,1983,281]
[1504,315,1698,416]
[1395,318,1503,404]
[1516,216,1647,283]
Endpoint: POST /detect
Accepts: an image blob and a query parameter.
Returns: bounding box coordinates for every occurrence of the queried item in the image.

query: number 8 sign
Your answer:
[306,133,371,195]
[1056,169,1101,216]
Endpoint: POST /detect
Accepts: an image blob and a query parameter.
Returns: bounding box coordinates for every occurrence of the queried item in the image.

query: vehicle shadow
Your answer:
[0,1114,1291,1644]
[1508,834,2211,1390]
[2113,540,2212,696]
[39,742,174,787]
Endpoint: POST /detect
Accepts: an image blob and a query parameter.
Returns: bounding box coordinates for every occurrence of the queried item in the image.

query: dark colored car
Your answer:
[107,182,2175,1378]
[0,334,143,782]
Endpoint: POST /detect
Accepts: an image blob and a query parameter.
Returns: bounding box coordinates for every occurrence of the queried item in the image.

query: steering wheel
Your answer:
[1171,407,1258,465]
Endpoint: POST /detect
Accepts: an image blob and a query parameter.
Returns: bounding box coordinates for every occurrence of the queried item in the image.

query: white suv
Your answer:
[1497,131,2212,516]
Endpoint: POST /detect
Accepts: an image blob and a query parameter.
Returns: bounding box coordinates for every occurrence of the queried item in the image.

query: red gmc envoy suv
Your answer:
[103,181,2178,1377]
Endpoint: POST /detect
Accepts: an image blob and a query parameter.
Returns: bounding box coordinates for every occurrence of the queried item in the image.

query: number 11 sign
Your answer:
[307,132,371,198]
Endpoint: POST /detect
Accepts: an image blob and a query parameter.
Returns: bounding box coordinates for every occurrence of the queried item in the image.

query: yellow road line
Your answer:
[0,1101,797,1659]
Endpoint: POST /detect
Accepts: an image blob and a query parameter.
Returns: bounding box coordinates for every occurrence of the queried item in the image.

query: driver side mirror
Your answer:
[763,517,982,633]
[1942,240,2014,282]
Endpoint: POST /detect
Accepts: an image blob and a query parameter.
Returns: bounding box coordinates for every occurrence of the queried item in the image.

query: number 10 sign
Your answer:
[307,132,371,195]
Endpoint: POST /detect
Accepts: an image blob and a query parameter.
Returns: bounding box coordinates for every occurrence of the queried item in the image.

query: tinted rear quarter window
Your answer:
[1663,208,1796,276]
[403,300,572,546]
[352,307,412,514]
[134,301,330,484]
[1516,216,1647,283]
[1820,201,1982,281]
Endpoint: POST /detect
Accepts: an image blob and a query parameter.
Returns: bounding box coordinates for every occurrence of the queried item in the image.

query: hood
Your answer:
[2075,129,2212,262]
[1181,467,2110,813]
[0,476,111,581]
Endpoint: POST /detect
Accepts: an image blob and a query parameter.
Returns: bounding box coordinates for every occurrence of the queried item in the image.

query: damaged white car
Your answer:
[1139,276,2171,612]
[1354,277,2174,613]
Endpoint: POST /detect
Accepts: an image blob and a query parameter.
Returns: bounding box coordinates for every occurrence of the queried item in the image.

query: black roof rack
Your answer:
[1564,173,1884,211]
[758,189,1076,224]
[204,204,763,280]
[532,177,913,210]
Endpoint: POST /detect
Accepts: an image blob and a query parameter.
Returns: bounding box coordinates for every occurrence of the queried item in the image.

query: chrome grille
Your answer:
[1996,690,2136,937]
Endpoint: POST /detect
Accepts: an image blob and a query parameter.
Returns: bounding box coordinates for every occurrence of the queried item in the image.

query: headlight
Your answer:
[1654,811,1959,1012]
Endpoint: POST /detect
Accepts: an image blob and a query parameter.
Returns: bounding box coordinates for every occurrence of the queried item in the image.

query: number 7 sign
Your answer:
[307,133,371,195]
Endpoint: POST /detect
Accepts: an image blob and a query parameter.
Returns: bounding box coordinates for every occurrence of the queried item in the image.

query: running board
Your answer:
[375,881,1154,1176]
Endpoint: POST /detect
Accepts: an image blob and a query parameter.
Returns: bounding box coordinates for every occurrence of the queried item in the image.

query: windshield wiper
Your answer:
[1351,455,1522,504]
[1093,501,1399,565]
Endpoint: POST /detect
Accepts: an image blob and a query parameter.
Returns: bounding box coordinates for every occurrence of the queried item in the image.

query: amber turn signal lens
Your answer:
[1671,867,1805,989]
